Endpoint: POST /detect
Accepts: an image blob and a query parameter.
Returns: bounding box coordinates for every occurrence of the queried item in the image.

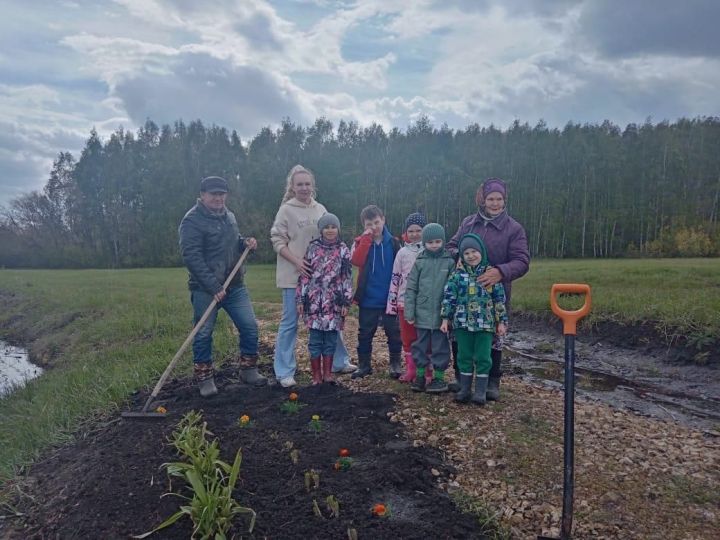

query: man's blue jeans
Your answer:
[191,286,258,364]
[274,288,352,379]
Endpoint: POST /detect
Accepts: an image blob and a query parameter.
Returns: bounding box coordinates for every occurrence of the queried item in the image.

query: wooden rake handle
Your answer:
[140,246,252,412]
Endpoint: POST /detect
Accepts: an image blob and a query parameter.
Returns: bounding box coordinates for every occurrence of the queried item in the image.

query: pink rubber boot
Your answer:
[399,351,416,383]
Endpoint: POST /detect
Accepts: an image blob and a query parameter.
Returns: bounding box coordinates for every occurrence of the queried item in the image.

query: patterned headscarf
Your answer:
[475,177,507,206]
[404,212,427,231]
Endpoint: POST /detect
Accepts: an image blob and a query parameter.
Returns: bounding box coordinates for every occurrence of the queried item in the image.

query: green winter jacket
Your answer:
[404,248,456,329]
[441,262,508,332]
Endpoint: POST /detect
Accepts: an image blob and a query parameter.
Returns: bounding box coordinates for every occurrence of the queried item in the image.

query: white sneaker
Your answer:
[333,363,358,374]
[279,376,297,388]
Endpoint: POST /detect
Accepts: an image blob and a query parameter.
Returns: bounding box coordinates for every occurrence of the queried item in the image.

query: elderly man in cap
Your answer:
[179,176,267,397]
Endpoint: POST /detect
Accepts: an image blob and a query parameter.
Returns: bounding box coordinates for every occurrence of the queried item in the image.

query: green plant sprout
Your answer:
[304,469,321,492]
[326,495,340,518]
[308,414,322,434]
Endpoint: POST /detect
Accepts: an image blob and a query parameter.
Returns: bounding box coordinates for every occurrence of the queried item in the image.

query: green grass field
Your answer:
[0,258,719,480]
[512,258,720,335]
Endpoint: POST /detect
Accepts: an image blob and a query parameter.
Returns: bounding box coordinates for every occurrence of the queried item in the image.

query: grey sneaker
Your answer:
[426,379,449,393]
[332,363,358,374]
[411,372,426,392]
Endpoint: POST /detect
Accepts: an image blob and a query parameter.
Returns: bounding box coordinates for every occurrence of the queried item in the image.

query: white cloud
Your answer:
[1,0,719,203]
[61,33,180,86]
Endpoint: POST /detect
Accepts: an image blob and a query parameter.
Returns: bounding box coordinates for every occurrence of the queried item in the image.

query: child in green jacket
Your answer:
[440,233,508,405]
[404,223,456,393]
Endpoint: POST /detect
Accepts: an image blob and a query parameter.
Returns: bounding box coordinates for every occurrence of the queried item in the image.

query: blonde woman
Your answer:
[270,165,356,387]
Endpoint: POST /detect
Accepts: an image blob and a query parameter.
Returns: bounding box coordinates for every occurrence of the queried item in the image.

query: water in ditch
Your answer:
[1,340,43,397]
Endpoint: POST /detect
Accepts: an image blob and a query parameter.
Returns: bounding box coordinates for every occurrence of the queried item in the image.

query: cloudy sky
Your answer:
[1,0,718,203]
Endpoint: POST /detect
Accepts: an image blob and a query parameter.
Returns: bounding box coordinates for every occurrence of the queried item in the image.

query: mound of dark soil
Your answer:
[7,370,484,539]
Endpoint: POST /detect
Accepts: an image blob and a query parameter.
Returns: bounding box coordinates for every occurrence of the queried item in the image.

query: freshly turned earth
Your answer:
[7,368,484,539]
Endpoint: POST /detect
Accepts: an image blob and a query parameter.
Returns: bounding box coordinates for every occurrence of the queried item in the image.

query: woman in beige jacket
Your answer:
[270,165,356,387]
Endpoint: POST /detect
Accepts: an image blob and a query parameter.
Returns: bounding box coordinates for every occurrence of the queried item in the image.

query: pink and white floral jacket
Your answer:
[385,242,423,315]
[296,238,353,331]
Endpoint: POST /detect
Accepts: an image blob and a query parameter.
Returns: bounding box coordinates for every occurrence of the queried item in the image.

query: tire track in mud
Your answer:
[505,321,720,431]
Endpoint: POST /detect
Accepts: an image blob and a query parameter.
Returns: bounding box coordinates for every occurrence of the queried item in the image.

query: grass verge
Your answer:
[451,491,512,540]
[1,258,719,480]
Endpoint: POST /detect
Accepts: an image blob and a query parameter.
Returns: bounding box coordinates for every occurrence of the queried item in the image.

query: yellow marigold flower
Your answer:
[155,406,167,414]
[311,414,320,421]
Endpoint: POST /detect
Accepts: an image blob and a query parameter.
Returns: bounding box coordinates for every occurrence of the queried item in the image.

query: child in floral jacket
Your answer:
[297,213,353,385]
[440,233,508,405]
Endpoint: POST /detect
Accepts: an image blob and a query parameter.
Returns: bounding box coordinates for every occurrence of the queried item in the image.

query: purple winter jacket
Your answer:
[446,211,530,310]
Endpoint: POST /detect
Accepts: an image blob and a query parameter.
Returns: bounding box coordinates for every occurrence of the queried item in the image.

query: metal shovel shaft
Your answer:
[562,334,576,540]
[539,283,591,540]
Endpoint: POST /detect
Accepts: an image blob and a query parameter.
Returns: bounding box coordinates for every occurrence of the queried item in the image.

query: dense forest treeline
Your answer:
[1,116,719,268]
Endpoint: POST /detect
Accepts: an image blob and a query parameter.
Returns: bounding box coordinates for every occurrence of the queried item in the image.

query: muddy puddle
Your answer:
[0,340,42,397]
[505,323,720,431]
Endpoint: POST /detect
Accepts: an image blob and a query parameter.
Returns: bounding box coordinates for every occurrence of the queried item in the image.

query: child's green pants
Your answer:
[454,329,494,375]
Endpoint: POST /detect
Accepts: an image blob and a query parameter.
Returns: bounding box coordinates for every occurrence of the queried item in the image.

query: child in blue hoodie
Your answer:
[350,205,402,379]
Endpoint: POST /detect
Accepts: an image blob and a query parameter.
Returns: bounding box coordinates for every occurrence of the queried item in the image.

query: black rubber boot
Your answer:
[351,353,373,379]
[194,363,218,398]
[411,370,426,392]
[487,349,503,400]
[448,340,460,392]
[486,377,501,401]
[472,375,489,406]
[389,352,403,379]
[454,374,473,403]
[238,354,268,387]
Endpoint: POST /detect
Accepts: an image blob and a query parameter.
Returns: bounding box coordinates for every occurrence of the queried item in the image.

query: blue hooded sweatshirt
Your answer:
[360,226,397,308]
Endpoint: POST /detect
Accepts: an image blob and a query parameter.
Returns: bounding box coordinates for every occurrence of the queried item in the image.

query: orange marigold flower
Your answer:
[240,415,250,424]
[289,392,298,401]
[339,448,350,457]
[155,406,167,414]
[372,503,386,516]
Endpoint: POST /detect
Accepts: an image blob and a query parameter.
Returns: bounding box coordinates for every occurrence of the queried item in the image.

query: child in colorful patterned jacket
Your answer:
[440,233,508,405]
[296,213,353,385]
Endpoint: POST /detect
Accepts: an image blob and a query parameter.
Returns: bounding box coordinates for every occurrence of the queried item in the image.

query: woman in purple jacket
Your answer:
[446,177,530,400]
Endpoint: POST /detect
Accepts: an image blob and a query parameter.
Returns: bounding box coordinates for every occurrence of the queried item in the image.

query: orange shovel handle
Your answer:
[550,283,592,335]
